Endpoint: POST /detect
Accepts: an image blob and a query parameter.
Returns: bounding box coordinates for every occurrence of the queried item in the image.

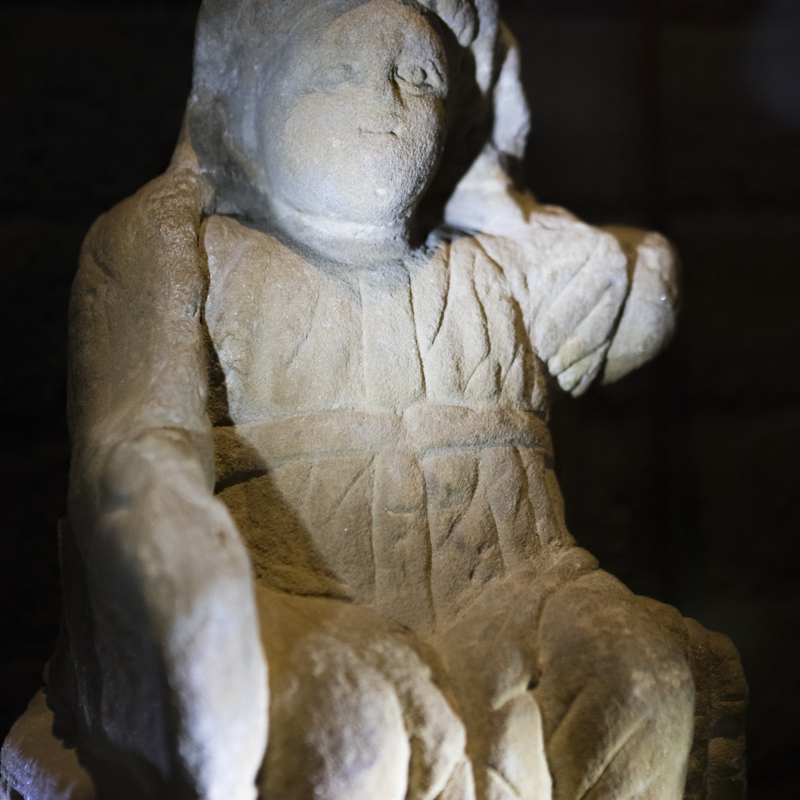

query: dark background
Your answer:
[1,0,798,797]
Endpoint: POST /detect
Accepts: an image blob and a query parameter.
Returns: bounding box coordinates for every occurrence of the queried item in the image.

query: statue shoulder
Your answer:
[79,168,213,288]
[71,168,217,352]
[202,214,288,270]
[427,228,524,275]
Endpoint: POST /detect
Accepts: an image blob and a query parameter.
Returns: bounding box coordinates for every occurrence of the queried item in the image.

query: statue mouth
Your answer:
[359,127,398,137]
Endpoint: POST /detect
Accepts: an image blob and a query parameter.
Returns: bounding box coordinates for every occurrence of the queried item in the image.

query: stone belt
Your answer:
[212,404,551,488]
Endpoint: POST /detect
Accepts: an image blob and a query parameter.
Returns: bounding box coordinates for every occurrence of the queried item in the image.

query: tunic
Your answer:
[202,215,593,633]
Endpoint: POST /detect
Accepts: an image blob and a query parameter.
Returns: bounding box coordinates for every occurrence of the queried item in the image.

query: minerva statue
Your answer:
[1,1,747,799]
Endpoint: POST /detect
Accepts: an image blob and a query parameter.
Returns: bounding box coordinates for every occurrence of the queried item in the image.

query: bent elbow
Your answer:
[603,231,680,384]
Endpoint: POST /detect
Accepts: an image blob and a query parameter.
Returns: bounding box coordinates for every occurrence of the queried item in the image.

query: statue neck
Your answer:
[266,195,417,267]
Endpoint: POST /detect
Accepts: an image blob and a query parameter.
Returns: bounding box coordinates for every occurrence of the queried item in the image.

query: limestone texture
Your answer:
[1,1,746,799]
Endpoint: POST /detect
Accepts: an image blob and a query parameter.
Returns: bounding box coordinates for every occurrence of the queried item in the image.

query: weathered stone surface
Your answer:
[1,2,747,799]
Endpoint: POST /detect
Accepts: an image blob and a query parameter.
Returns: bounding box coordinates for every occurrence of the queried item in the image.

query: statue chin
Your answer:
[0,1,747,799]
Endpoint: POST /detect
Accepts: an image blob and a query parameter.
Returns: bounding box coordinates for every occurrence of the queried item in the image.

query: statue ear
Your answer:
[490,22,530,160]
[418,0,478,46]
[443,22,532,232]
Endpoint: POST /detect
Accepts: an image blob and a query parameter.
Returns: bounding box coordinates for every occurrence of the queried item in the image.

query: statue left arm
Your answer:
[530,220,679,394]
[478,213,679,395]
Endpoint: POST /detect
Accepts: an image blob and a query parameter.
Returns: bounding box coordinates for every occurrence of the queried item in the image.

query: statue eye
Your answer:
[397,64,427,86]
[395,61,444,97]
[311,62,358,93]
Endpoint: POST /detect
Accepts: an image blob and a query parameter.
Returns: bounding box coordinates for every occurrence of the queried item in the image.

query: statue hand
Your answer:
[530,227,630,396]
[83,428,267,800]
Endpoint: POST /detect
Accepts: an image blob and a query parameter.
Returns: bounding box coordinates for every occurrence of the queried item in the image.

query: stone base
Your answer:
[0,691,95,800]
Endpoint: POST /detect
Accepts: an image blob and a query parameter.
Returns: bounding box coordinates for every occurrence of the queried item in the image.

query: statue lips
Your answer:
[359,127,399,137]
[358,112,403,138]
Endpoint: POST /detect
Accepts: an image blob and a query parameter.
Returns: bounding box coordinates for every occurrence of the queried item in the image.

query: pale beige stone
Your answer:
[1,1,746,800]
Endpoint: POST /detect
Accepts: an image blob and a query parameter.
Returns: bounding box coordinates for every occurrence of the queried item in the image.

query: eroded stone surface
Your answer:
[1,1,746,799]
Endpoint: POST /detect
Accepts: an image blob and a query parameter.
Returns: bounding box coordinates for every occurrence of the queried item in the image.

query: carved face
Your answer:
[258,0,450,227]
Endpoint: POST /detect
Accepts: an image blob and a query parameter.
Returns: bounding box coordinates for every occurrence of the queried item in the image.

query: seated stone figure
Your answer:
[1,1,747,799]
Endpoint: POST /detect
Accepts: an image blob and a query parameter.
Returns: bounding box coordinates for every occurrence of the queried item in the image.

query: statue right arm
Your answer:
[64,166,267,800]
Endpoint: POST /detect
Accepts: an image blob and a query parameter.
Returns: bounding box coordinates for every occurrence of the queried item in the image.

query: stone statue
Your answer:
[1,1,747,799]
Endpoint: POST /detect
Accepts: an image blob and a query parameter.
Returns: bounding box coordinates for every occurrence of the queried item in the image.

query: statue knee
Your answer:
[538,583,695,794]
[617,643,695,734]
[541,647,694,800]
[261,664,411,800]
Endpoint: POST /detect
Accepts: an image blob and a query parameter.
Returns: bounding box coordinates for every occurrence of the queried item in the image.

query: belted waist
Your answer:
[213,404,551,487]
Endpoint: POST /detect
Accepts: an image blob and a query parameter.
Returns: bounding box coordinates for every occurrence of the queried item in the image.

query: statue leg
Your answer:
[535,570,695,800]
[255,588,468,800]
[636,598,748,800]
[436,552,696,800]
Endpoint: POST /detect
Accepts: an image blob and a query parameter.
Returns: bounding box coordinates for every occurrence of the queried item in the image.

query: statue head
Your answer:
[187,0,525,253]
[259,0,452,230]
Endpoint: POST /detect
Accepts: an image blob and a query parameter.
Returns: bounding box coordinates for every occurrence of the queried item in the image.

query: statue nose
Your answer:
[369,72,405,111]
[358,75,404,135]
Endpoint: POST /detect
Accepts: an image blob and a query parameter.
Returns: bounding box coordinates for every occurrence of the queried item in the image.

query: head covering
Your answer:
[185,0,529,227]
